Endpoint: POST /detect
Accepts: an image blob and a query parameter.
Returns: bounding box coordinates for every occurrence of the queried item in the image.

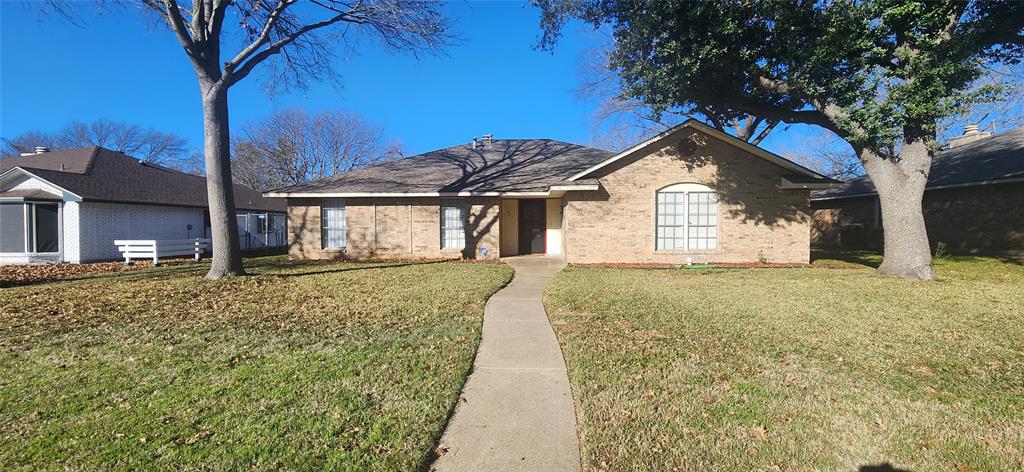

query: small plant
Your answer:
[757,250,768,265]
[935,241,949,258]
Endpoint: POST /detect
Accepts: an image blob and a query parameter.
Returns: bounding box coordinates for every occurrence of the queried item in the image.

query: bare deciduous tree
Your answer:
[781,131,865,182]
[232,109,402,192]
[1,131,58,157]
[2,119,190,166]
[577,34,778,151]
[47,0,453,278]
[940,62,1024,139]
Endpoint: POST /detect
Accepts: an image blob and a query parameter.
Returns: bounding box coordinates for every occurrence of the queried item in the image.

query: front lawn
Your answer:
[545,254,1024,471]
[0,257,513,470]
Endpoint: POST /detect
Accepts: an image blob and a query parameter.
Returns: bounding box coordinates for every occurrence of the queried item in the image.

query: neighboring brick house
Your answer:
[267,120,838,264]
[0,147,286,264]
[811,126,1024,256]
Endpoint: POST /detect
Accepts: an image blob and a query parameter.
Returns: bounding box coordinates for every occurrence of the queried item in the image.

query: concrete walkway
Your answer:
[432,256,579,472]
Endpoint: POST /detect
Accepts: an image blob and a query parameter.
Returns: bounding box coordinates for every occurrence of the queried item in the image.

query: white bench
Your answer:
[114,239,210,266]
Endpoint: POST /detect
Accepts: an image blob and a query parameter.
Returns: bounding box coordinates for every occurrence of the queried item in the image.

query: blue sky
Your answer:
[1,1,820,159]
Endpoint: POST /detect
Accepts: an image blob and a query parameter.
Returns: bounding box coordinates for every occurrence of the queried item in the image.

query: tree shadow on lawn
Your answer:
[265,259,448,278]
[811,249,1024,270]
[811,249,883,268]
[860,463,911,472]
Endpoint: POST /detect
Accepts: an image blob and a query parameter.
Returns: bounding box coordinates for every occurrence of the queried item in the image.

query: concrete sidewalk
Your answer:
[432,256,579,472]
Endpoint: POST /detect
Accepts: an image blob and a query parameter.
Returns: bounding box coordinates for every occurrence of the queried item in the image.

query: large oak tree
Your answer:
[537,0,1024,280]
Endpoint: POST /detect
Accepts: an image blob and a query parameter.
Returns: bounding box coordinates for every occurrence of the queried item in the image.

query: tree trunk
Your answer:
[201,84,246,278]
[862,141,934,280]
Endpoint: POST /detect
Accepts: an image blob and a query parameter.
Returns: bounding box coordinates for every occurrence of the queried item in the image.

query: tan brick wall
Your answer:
[563,128,812,264]
[809,196,880,249]
[811,181,1024,255]
[286,197,501,260]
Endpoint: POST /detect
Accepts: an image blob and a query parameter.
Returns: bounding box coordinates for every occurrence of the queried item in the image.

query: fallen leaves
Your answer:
[0,258,196,287]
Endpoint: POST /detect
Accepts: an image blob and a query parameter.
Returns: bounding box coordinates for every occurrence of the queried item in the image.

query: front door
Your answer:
[518,200,546,254]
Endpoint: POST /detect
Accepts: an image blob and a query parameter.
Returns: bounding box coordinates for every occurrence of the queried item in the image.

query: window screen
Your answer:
[441,205,465,250]
[33,203,59,253]
[0,203,25,253]
[321,199,346,249]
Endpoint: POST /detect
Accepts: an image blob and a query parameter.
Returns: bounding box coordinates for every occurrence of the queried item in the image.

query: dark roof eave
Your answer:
[78,197,286,213]
[812,175,1024,201]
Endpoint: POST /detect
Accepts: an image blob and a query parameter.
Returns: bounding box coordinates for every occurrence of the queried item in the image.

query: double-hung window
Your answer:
[440,204,466,250]
[321,199,346,249]
[655,184,718,251]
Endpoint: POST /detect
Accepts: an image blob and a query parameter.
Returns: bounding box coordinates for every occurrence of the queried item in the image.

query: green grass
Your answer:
[0,257,513,471]
[545,253,1024,471]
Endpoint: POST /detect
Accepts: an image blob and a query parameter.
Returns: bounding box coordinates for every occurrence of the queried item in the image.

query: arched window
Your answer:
[656,183,718,251]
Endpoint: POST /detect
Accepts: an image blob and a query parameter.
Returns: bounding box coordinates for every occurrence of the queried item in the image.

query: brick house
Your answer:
[811,126,1024,256]
[0,147,286,264]
[267,120,839,264]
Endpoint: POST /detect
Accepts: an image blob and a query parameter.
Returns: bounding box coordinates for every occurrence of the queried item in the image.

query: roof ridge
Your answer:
[81,146,104,175]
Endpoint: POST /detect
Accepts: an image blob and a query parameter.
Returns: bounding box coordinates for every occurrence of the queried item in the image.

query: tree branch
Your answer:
[162,0,206,75]
[223,0,294,73]
[938,2,968,43]
[749,120,776,146]
[225,10,367,86]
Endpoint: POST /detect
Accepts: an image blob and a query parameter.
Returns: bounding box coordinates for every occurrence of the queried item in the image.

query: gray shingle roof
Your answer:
[813,126,1024,200]
[0,147,285,212]
[271,139,614,195]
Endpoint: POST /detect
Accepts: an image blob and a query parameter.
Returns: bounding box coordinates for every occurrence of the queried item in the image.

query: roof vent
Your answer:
[471,137,478,149]
[948,124,992,149]
[482,134,493,146]
[34,146,50,154]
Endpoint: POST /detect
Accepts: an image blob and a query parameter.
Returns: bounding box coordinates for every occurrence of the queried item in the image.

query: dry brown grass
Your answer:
[1,257,513,470]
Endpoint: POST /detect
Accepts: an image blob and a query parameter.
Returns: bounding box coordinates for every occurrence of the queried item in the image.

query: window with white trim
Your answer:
[321,199,346,249]
[0,201,59,254]
[441,204,466,250]
[655,184,718,251]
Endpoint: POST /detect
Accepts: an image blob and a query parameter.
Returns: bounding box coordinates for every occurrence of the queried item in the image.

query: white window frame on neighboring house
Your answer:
[655,183,718,252]
[440,203,466,250]
[321,199,347,249]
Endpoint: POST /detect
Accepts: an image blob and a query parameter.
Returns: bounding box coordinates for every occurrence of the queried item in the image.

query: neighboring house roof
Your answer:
[0,147,285,212]
[266,139,614,197]
[567,119,841,188]
[813,126,1024,201]
[266,120,840,198]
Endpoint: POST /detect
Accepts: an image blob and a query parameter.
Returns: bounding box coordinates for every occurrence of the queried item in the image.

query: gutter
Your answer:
[811,176,1024,201]
[263,183,602,199]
